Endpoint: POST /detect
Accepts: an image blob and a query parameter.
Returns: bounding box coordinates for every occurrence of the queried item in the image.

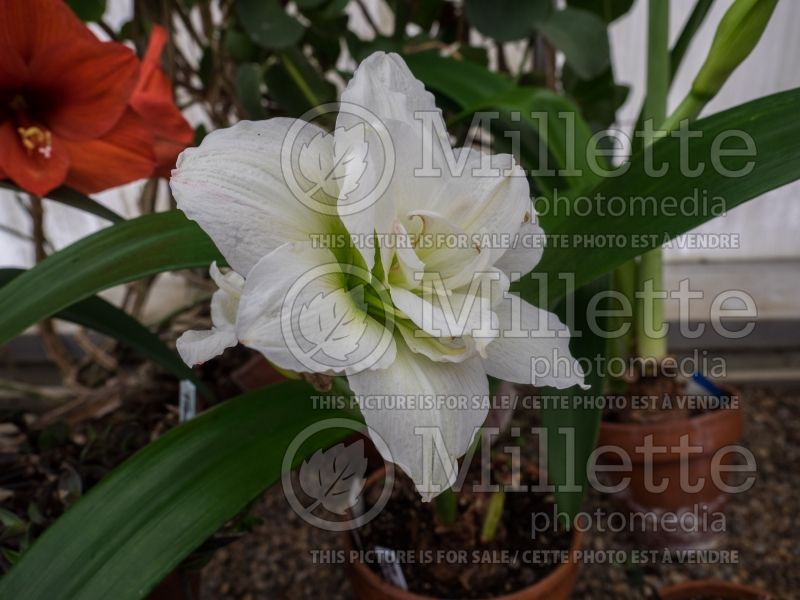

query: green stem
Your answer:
[633,0,670,362]
[635,249,667,362]
[632,0,715,151]
[480,490,506,543]
[608,260,636,390]
[670,0,715,78]
[435,487,458,525]
[659,94,706,133]
[645,0,670,129]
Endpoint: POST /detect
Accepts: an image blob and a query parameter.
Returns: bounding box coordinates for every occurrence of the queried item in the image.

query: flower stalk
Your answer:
[634,0,670,364]
[479,490,506,543]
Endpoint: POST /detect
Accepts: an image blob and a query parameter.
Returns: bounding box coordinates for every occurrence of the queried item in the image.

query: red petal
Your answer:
[32,39,139,141]
[0,122,69,197]
[0,0,91,62]
[130,94,194,177]
[130,25,193,176]
[63,108,156,194]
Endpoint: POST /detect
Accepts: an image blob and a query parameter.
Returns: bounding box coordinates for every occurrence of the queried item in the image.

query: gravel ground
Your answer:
[200,385,800,599]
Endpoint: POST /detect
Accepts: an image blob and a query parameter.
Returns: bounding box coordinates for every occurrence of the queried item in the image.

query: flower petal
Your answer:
[32,39,140,141]
[424,150,531,266]
[170,119,335,275]
[494,221,546,282]
[348,342,489,501]
[130,25,194,177]
[483,297,587,389]
[236,242,395,374]
[336,52,443,273]
[176,328,237,367]
[0,122,69,198]
[340,51,440,135]
[390,284,499,345]
[0,0,92,76]
[62,108,156,194]
[176,262,244,367]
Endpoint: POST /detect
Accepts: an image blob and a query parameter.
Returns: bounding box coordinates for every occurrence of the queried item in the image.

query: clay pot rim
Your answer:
[345,465,583,600]
[599,381,742,435]
[599,398,741,435]
[658,579,771,599]
[597,382,744,461]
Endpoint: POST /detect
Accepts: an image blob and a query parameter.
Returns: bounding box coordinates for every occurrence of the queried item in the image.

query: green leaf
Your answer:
[404,53,598,194]
[563,65,630,131]
[464,0,552,42]
[450,87,600,195]
[540,276,609,522]
[237,0,305,50]
[0,382,354,600]
[223,29,256,63]
[0,269,203,392]
[0,211,222,346]
[67,0,106,22]
[404,52,513,109]
[537,7,611,80]
[234,63,266,119]
[521,88,800,307]
[566,0,634,23]
[0,182,124,223]
[264,49,337,116]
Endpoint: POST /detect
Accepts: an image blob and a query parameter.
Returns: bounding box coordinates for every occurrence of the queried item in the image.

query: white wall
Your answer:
[610,0,800,261]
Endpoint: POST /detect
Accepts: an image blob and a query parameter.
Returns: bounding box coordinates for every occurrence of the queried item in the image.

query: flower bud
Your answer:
[692,0,778,100]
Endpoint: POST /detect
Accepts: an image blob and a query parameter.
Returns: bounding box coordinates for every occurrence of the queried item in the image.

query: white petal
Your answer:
[236,242,395,374]
[171,119,334,275]
[176,328,237,367]
[483,297,587,389]
[176,262,244,367]
[396,321,475,364]
[390,286,497,344]
[340,52,440,132]
[432,151,531,266]
[209,261,245,297]
[336,52,445,273]
[348,342,489,501]
[494,221,546,282]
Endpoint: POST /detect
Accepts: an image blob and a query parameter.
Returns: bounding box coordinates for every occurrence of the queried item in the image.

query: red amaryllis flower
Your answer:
[130,25,194,179]
[0,1,190,198]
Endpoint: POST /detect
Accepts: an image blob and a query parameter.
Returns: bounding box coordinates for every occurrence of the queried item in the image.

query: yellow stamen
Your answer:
[17,127,53,159]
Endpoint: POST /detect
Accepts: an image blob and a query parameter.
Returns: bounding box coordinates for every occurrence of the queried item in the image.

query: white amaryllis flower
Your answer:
[171,52,585,501]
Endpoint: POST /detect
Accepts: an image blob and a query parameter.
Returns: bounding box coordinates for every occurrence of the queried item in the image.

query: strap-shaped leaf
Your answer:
[405,52,598,194]
[0,382,355,600]
[0,268,203,391]
[0,210,222,345]
[520,87,800,307]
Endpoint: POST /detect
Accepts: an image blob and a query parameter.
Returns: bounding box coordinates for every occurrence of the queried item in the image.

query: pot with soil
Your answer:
[658,580,772,599]
[597,364,744,549]
[344,460,582,600]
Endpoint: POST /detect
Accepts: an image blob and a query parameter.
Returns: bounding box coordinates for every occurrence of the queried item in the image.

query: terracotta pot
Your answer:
[597,386,744,548]
[231,355,287,391]
[345,468,583,600]
[658,580,771,599]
